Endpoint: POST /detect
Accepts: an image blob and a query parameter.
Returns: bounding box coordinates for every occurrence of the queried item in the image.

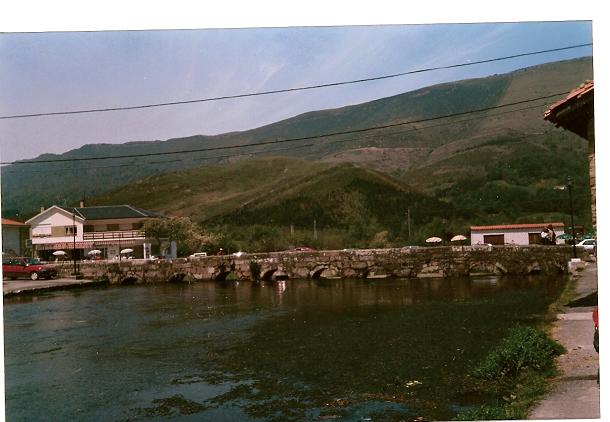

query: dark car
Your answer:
[2,257,58,280]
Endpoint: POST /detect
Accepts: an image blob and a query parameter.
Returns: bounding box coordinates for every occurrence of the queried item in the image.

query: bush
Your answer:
[454,404,508,421]
[249,261,261,282]
[473,325,565,380]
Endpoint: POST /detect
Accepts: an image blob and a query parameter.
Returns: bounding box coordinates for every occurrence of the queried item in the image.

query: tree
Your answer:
[143,217,219,257]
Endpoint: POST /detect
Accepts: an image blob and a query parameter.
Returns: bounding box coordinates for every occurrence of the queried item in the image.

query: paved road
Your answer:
[3,277,102,296]
[528,261,600,419]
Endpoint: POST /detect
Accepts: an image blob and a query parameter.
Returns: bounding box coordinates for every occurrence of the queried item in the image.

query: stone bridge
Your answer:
[56,245,580,285]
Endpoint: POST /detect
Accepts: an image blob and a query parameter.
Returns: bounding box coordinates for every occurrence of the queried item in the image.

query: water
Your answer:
[4,275,565,421]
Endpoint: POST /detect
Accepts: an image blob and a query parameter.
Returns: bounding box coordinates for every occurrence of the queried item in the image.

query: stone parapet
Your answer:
[54,245,577,284]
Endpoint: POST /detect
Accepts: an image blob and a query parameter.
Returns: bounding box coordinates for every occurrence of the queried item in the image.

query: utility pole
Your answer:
[407,208,412,242]
[72,212,77,275]
[555,177,578,259]
[567,176,577,259]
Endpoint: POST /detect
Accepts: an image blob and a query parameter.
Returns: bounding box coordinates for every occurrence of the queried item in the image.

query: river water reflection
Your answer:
[4,275,565,421]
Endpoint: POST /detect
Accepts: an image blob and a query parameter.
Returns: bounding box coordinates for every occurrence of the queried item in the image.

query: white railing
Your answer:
[83,230,146,240]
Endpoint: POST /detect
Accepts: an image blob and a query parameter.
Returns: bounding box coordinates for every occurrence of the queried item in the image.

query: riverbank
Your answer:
[3,277,104,297]
[528,260,599,419]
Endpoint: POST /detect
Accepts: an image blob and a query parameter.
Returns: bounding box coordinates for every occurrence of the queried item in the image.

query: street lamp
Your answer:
[72,212,78,275]
[554,176,578,259]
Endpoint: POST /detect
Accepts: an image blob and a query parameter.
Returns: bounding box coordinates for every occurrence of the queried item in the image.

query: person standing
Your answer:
[547,224,557,245]
[540,228,549,244]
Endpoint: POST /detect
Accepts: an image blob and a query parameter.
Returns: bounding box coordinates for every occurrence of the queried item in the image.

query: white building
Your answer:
[470,222,566,246]
[26,204,161,260]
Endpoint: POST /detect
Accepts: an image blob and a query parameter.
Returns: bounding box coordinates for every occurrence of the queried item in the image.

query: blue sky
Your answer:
[0,20,593,163]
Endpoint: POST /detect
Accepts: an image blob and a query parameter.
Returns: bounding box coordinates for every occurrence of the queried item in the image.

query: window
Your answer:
[107,224,119,231]
[84,225,94,232]
[132,222,143,230]
[65,226,77,235]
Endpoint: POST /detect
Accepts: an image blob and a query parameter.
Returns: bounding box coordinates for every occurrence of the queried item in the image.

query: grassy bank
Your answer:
[454,276,575,420]
[454,325,564,420]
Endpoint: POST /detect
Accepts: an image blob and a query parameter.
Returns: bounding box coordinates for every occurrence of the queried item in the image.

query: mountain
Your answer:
[1,57,593,224]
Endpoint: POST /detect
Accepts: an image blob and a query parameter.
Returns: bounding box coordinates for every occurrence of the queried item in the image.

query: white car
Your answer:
[576,239,596,252]
[188,252,208,260]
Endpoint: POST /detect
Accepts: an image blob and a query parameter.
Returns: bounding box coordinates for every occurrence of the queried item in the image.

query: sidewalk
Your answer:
[3,277,102,297]
[528,261,600,419]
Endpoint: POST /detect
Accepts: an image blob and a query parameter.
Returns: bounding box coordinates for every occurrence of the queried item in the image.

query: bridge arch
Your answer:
[311,266,328,279]
[121,276,139,285]
[274,270,289,280]
[214,270,232,281]
[168,273,187,283]
[261,268,277,281]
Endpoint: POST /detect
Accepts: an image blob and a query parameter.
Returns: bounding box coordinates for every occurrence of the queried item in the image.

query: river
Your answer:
[4,275,565,421]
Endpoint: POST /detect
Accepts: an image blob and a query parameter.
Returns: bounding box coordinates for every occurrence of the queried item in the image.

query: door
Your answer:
[4,258,26,278]
[528,232,543,245]
[2,258,16,278]
[483,234,505,245]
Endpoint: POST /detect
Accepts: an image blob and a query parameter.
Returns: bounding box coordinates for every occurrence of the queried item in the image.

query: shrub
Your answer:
[249,261,261,282]
[454,404,508,421]
[473,325,565,380]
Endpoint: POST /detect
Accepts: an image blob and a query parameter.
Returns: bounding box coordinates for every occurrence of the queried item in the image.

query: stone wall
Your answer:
[55,245,578,285]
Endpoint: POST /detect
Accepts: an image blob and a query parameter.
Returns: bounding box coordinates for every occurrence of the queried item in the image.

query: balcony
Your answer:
[83,230,146,241]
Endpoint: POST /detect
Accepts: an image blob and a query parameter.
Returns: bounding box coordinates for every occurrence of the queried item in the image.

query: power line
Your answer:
[0,91,570,166]
[316,101,551,149]
[0,43,591,120]
[1,143,316,174]
[0,100,554,175]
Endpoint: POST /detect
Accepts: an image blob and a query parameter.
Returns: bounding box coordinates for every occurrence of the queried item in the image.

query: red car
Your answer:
[2,257,58,280]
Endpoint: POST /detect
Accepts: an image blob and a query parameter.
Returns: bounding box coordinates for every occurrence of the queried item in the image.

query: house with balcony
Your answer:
[26,204,162,260]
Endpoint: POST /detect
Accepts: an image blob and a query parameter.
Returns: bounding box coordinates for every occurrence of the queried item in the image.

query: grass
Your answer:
[454,288,571,420]
[472,326,564,380]
[455,368,554,421]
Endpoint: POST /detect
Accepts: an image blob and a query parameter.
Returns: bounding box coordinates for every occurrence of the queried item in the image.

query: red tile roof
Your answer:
[471,222,564,231]
[1,218,28,226]
[544,80,594,120]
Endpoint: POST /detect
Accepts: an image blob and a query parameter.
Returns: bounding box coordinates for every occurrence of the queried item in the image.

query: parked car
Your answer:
[291,247,316,252]
[2,257,58,280]
[576,238,596,252]
[188,252,208,260]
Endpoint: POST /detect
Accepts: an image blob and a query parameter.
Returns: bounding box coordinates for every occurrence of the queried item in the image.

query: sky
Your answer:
[0,16,595,164]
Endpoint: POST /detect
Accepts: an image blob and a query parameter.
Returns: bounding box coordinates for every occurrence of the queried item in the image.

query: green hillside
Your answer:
[90,157,330,222]
[89,157,455,250]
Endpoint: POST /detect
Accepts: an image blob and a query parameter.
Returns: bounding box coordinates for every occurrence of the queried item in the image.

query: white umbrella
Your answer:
[120,248,134,254]
[52,250,67,256]
[88,249,102,255]
[425,237,443,243]
[451,235,468,242]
